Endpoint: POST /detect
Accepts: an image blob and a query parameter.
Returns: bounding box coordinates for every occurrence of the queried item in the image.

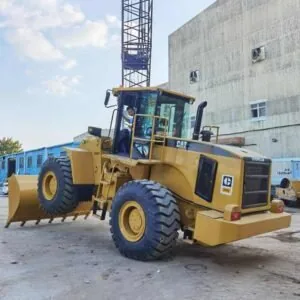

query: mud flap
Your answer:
[5,175,93,228]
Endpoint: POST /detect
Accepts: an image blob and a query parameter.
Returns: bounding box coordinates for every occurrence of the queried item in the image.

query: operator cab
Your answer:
[105,87,198,159]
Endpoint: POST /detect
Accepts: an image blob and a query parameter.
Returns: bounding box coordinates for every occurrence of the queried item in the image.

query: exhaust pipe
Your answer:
[192,101,207,141]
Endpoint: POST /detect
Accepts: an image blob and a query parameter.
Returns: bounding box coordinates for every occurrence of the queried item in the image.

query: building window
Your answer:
[37,155,43,167]
[19,157,24,169]
[190,70,200,84]
[48,153,54,158]
[60,151,66,157]
[250,100,266,120]
[27,156,32,168]
[1,158,5,170]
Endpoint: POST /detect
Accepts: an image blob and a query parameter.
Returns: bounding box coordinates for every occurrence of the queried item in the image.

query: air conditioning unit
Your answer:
[190,70,200,84]
[252,46,265,63]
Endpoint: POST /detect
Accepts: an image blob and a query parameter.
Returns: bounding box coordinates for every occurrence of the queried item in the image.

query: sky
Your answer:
[0,0,215,150]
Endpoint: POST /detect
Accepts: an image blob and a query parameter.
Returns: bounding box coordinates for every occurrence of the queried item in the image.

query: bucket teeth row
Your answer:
[5,214,90,228]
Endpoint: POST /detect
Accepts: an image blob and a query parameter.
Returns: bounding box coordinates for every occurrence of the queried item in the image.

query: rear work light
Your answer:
[224,204,241,221]
[231,211,241,221]
[270,199,285,213]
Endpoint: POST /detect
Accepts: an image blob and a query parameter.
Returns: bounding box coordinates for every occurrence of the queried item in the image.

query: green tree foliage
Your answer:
[0,137,23,156]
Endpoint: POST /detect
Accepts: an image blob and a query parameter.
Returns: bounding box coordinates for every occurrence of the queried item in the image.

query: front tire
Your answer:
[110,180,180,261]
[37,157,79,215]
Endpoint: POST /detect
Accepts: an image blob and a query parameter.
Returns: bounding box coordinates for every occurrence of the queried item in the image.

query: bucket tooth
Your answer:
[48,218,54,224]
[5,222,11,228]
[61,216,66,222]
[20,221,26,227]
[73,214,78,221]
[35,219,41,225]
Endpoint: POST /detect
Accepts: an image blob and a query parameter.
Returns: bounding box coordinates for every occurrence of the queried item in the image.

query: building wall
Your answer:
[168,0,300,159]
[157,82,169,89]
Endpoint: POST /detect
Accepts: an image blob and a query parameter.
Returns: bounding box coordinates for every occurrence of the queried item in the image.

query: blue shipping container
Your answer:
[0,141,79,184]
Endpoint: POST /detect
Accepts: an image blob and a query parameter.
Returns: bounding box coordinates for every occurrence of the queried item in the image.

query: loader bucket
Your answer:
[5,175,93,228]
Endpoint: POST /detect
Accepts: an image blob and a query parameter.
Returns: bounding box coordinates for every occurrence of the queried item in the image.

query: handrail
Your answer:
[109,109,118,137]
[130,114,169,160]
[203,125,220,143]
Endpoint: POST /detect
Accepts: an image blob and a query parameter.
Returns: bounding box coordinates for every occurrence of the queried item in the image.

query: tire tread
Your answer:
[37,156,79,215]
[110,180,180,261]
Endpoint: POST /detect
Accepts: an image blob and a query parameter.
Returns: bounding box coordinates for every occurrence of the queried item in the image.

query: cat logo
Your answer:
[176,141,188,150]
[220,175,234,196]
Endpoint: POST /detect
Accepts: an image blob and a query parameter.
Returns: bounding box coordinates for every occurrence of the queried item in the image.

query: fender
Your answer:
[65,148,95,185]
[150,163,194,201]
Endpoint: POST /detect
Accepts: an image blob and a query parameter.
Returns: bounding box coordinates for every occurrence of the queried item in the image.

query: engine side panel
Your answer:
[150,145,270,214]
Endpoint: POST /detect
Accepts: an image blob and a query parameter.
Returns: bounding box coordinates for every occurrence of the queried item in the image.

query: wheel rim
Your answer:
[119,201,146,242]
[42,171,58,201]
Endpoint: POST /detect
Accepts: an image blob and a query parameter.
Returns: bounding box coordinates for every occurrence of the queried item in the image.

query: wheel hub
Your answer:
[42,171,58,201]
[119,201,146,242]
[129,208,143,233]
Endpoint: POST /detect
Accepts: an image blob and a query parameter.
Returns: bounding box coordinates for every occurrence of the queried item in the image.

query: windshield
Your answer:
[117,90,192,159]
[132,91,191,139]
[119,90,190,139]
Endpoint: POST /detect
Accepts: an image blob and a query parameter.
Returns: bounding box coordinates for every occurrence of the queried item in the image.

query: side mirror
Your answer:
[104,90,111,107]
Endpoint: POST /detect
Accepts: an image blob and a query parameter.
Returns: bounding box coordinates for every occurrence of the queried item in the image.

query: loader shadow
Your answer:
[173,239,276,269]
[1,220,279,270]
[269,230,300,243]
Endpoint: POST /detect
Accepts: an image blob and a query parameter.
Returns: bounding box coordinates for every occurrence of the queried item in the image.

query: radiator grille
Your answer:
[242,160,270,209]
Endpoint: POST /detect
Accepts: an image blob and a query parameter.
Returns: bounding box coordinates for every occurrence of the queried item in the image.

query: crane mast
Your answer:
[121,0,153,87]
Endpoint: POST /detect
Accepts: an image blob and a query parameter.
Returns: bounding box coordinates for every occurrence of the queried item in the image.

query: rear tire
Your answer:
[110,180,180,261]
[37,157,79,215]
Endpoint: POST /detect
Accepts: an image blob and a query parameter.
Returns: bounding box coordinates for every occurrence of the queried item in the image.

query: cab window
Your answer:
[156,93,190,139]
[131,91,158,139]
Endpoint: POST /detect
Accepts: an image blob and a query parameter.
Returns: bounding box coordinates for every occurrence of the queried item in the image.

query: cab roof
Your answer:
[112,87,195,104]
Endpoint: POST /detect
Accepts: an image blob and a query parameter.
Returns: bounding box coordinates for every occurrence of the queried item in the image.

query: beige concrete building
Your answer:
[167,0,300,166]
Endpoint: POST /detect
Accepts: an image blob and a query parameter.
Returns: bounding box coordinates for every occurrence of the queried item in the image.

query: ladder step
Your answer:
[93,197,113,203]
[182,239,194,245]
[100,180,110,185]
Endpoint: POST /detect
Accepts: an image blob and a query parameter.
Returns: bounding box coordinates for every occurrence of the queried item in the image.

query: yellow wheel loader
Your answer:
[6,87,291,261]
